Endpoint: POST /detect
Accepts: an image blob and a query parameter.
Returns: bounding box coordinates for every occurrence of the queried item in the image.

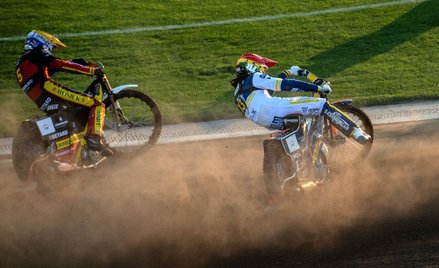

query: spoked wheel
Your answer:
[12,120,49,182]
[263,139,301,200]
[325,103,374,169]
[104,89,162,155]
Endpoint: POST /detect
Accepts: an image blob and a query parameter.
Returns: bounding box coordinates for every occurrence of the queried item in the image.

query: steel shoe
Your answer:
[86,135,114,156]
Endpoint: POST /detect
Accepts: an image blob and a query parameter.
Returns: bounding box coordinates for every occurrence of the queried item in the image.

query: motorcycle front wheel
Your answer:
[325,103,374,168]
[104,89,162,155]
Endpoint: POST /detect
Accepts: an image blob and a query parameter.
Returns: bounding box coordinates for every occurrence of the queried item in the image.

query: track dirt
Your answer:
[0,119,438,267]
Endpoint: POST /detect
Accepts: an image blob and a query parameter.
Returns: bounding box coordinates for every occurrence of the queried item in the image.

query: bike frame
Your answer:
[34,74,139,165]
[268,92,355,185]
[99,74,138,131]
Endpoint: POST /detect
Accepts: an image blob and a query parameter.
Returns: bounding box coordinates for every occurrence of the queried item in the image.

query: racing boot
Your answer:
[351,127,371,145]
[86,134,114,156]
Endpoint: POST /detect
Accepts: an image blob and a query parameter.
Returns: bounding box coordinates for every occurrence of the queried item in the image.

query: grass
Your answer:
[0,0,438,137]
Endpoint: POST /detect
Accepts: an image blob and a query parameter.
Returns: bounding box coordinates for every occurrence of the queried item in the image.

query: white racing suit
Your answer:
[233,72,356,136]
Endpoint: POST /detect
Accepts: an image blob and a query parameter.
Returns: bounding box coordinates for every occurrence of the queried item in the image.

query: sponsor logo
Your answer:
[269,116,285,130]
[245,63,258,74]
[55,88,83,102]
[235,96,247,114]
[248,108,257,121]
[55,138,71,150]
[22,79,34,93]
[308,107,320,115]
[96,110,102,127]
[48,84,87,104]
[47,103,59,111]
[48,130,69,141]
[40,97,52,111]
[54,120,68,128]
[323,109,350,131]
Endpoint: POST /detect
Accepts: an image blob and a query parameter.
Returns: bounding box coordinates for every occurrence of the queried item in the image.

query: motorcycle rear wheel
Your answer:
[104,89,162,155]
[263,139,301,200]
[12,120,48,181]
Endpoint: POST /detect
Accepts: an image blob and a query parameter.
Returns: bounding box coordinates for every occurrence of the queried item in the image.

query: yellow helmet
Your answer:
[24,30,66,53]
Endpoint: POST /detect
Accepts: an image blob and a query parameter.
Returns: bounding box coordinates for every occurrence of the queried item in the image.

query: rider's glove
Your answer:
[288,66,303,76]
[318,84,332,94]
[94,66,104,77]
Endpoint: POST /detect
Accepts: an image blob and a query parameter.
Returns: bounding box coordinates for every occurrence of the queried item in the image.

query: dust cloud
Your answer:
[0,122,438,267]
[0,99,25,136]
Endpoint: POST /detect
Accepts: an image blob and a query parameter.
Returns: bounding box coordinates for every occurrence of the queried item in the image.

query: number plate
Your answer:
[281,132,300,155]
[36,117,56,136]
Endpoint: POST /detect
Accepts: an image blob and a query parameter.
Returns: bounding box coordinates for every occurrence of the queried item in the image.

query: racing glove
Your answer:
[94,66,105,78]
[318,84,332,94]
[288,66,303,76]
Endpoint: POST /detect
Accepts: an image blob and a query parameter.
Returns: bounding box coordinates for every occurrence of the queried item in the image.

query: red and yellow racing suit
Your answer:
[15,46,105,137]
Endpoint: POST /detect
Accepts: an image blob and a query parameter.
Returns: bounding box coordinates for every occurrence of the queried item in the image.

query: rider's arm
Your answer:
[34,47,97,76]
[252,73,319,93]
[280,79,319,93]
[277,72,289,79]
[277,65,324,85]
[49,58,97,76]
[277,66,302,79]
[301,69,324,85]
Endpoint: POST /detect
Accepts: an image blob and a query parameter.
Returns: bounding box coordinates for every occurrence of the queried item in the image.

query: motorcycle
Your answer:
[12,64,162,191]
[263,76,374,202]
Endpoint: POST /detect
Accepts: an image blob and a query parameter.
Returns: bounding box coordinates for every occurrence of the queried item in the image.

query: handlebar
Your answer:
[314,80,330,100]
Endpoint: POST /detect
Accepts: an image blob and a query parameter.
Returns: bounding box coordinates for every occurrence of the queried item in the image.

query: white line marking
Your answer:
[0,0,425,41]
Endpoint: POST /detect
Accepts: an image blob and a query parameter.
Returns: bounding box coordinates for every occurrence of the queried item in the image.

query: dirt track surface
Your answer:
[0,119,438,267]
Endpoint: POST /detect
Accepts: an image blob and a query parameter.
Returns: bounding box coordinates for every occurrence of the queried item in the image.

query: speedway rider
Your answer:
[231,53,371,145]
[15,30,113,156]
